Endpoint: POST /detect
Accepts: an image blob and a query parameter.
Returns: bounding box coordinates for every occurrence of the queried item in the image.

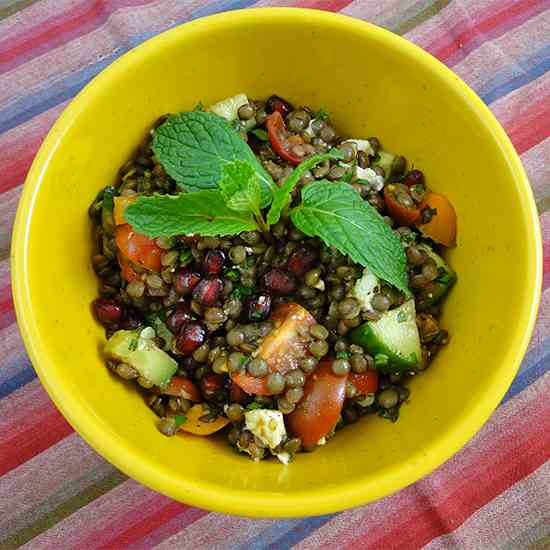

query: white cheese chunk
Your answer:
[352,268,380,312]
[244,409,286,450]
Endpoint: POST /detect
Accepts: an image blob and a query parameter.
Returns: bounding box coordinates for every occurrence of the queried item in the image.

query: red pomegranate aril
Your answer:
[246,294,272,321]
[166,304,193,334]
[229,381,247,403]
[192,277,223,307]
[176,322,206,355]
[200,373,225,396]
[262,268,297,295]
[92,298,123,325]
[287,246,319,277]
[174,268,201,296]
[403,169,425,187]
[203,250,226,276]
[266,94,294,117]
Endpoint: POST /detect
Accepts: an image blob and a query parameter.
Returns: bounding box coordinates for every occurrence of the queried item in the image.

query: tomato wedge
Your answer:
[115,224,162,272]
[349,370,379,395]
[179,404,230,436]
[117,254,141,283]
[286,359,347,450]
[384,183,421,226]
[113,196,136,225]
[416,192,457,247]
[231,302,316,395]
[162,376,201,402]
[266,111,304,165]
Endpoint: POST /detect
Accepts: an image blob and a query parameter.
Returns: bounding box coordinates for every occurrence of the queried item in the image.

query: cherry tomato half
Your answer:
[115,224,162,272]
[266,111,304,165]
[162,376,201,402]
[286,359,348,450]
[416,192,457,247]
[384,183,421,226]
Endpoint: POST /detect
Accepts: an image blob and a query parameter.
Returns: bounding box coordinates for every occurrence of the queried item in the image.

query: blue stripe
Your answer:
[0,0,257,134]
[0,364,37,399]
[239,514,335,550]
[0,5,546,135]
[478,43,550,104]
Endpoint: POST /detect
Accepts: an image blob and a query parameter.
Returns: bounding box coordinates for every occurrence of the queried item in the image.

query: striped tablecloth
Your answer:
[1,1,549,548]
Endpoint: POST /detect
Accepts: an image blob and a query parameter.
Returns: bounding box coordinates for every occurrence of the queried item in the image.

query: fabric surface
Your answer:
[0,0,549,548]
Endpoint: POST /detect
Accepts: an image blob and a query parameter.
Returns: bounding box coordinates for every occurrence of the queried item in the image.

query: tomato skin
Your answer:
[117,254,141,283]
[349,370,379,395]
[286,359,347,450]
[416,192,457,247]
[162,376,202,402]
[115,224,162,272]
[113,196,136,225]
[384,184,421,226]
[266,111,304,165]
[231,303,316,395]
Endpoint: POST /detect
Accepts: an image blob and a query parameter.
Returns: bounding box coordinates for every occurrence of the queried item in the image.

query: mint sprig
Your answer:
[290,182,410,296]
[266,149,344,226]
[152,111,276,207]
[125,189,257,237]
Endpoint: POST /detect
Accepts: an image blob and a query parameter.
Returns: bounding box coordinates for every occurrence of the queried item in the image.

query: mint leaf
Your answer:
[290,182,410,295]
[250,128,269,141]
[219,160,261,215]
[152,111,276,207]
[266,149,344,226]
[125,190,258,238]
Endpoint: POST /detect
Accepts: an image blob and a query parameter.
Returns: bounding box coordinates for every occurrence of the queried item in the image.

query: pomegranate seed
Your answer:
[121,310,142,330]
[166,303,193,334]
[200,373,224,396]
[92,298,123,325]
[246,294,272,321]
[266,95,294,117]
[262,268,297,295]
[287,246,319,277]
[403,169,425,187]
[176,322,206,355]
[192,277,223,307]
[203,250,225,276]
[174,267,201,296]
[229,381,247,403]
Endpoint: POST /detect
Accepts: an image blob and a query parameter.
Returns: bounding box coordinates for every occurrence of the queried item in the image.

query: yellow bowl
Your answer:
[12,8,542,517]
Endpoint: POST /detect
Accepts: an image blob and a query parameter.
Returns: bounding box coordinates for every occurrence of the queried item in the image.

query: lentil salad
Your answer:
[89,93,457,463]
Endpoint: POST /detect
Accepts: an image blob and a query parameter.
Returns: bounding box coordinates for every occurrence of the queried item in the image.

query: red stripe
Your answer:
[0,402,73,476]
[504,94,550,154]
[542,239,550,290]
[295,0,354,10]
[369,425,549,549]
[0,285,15,331]
[428,0,541,62]
[99,504,208,548]
[0,0,155,74]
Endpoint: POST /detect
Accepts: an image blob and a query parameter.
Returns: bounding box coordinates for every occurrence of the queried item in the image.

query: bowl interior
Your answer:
[14,9,540,516]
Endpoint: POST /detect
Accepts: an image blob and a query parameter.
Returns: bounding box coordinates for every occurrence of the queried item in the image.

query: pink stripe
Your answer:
[0,0,157,74]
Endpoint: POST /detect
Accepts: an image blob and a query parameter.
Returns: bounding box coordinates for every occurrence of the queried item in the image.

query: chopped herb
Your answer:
[128,335,139,352]
[336,351,350,359]
[174,414,187,428]
[437,268,453,285]
[250,128,269,141]
[224,268,241,281]
[179,249,193,265]
[245,402,263,411]
[231,285,254,300]
[314,108,329,120]
[397,311,407,323]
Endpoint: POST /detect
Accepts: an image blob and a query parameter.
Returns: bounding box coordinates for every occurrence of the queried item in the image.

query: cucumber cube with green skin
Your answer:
[104,329,177,386]
[350,300,421,372]
[415,244,456,310]
[207,93,256,131]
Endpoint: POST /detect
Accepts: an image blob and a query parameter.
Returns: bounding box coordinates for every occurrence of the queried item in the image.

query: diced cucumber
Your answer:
[207,93,255,131]
[104,329,177,386]
[350,300,421,372]
[371,150,405,181]
[416,244,456,310]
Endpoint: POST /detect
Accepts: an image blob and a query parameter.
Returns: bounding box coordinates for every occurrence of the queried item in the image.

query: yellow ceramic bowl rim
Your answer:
[12,8,542,517]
